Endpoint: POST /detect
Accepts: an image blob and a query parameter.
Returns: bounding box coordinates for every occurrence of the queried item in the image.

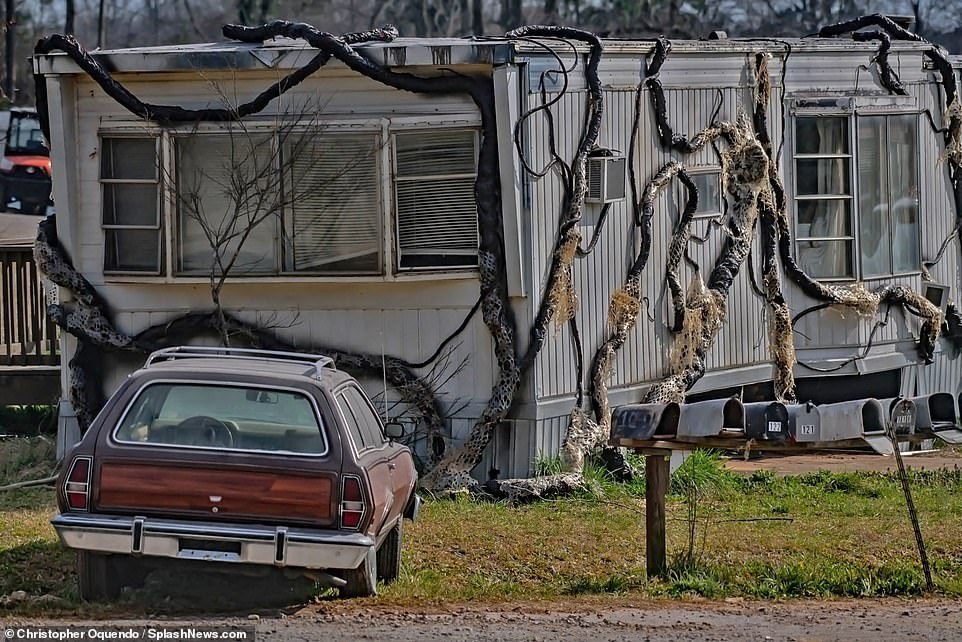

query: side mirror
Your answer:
[385,421,406,440]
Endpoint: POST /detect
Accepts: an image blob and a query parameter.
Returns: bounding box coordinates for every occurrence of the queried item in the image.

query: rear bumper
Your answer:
[52,513,373,570]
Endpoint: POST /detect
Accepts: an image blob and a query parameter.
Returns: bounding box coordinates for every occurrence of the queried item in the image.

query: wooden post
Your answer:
[645,450,670,578]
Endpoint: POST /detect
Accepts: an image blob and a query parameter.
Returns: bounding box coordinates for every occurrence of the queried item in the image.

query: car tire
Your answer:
[77,552,122,601]
[339,548,377,598]
[376,520,402,583]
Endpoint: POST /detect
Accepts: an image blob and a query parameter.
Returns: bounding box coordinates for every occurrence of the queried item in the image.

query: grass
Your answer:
[2,449,962,614]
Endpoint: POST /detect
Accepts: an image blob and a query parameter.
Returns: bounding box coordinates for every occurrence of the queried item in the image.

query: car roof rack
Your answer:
[144,346,336,377]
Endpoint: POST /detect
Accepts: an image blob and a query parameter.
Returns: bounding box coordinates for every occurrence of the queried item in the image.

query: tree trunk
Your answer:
[97,0,106,48]
[472,0,484,35]
[65,0,75,35]
[543,0,558,24]
[459,0,470,35]
[3,0,13,101]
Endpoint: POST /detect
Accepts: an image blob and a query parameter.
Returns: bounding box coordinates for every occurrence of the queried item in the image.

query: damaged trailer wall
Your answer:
[514,40,957,468]
[32,19,959,488]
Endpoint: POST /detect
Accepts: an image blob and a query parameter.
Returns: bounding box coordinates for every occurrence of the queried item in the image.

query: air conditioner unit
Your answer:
[586,155,627,204]
[923,282,951,314]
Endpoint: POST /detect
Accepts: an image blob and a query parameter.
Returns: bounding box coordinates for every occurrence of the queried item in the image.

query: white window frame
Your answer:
[97,116,481,284]
[685,166,724,220]
[99,134,164,275]
[789,102,922,282]
[391,126,480,272]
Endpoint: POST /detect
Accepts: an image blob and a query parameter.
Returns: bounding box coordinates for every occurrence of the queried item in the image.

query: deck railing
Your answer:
[0,247,59,367]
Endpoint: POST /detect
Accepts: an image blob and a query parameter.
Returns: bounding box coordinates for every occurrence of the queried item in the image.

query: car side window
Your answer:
[342,386,386,451]
[336,391,369,452]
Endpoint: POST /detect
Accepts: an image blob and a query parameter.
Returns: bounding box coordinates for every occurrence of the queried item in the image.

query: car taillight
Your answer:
[64,456,92,511]
[340,475,366,530]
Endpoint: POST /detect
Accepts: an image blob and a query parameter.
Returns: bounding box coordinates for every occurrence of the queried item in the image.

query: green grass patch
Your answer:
[2,451,962,613]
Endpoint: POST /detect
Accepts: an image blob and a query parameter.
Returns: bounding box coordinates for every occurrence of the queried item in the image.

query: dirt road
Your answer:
[5,599,961,641]
[725,448,962,476]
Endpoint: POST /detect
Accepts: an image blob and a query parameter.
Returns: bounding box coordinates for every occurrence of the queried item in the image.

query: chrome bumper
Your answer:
[52,513,373,570]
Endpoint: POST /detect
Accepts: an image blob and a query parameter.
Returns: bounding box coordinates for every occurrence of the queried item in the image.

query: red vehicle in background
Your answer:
[0,108,53,214]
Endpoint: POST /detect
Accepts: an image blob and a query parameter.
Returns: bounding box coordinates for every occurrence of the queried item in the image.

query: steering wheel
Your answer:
[176,415,235,448]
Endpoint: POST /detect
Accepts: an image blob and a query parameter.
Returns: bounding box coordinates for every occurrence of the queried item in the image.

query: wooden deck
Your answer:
[0,246,60,404]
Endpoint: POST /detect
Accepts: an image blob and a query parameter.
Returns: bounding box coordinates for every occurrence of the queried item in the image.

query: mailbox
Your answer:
[786,402,821,443]
[676,397,744,438]
[610,402,680,443]
[878,397,915,436]
[889,398,917,437]
[817,398,885,442]
[744,401,789,441]
[911,393,962,444]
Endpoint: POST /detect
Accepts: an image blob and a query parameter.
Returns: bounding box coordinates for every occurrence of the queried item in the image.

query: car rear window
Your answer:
[113,382,328,455]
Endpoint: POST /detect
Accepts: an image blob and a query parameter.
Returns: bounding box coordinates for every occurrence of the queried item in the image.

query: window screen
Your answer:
[283,133,381,274]
[176,134,277,274]
[101,137,162,273]
[690,171,722,217]
[394,130,478,270]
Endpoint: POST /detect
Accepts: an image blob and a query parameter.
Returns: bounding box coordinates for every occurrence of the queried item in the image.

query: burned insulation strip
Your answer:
[33,27,398,131]
[852,30,907,96]
[645,37,723,154]
[506,26,605,374]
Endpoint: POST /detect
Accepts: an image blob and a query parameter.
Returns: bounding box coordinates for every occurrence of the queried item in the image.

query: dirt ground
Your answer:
[724,448,962,475]
[4,599,961,641]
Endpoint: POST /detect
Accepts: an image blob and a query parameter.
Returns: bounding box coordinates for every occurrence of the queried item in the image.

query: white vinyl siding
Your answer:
[394,130,479,270]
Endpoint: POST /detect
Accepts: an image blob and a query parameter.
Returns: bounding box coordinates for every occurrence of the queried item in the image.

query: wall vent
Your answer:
[586,155,627,204]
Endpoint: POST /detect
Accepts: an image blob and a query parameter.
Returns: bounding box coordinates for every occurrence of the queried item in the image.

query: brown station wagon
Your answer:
[52,346,420,600]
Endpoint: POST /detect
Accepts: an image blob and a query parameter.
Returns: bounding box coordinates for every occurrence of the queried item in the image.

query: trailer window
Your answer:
[283,132,382,274]
[792,112,921,280]
[793,116,854,280]
[394,130,479,270]
[858,114,920,276]
[114,382,327,455]
[100,137,162,274]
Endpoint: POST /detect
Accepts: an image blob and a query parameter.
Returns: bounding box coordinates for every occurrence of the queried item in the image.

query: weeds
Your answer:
[669,450,735,566]
[0,437,57,485]
[532,454,564,477]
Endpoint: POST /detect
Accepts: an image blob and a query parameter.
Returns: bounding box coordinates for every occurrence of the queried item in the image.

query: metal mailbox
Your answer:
[912,393,962,444]
[878,397,916,436]
[786,402,821,443]
[817,398,886,443]
[610,402,680,443]
[889,398,917,437]
[744,401,789,442]
[676,397,744,438]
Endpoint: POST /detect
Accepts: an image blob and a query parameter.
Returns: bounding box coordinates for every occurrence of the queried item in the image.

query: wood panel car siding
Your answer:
[96,463,334,523]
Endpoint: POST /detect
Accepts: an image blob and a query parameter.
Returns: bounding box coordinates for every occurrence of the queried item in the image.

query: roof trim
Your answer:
[33,37,515,76]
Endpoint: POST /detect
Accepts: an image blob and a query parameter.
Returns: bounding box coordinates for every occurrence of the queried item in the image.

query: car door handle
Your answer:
[387,463,396,470]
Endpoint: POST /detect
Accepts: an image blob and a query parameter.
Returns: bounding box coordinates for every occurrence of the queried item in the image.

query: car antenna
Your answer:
[380,322,389,422]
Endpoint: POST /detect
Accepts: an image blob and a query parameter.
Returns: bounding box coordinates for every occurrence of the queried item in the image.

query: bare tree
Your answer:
[65,0,75,34]
[167,97,382,345]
